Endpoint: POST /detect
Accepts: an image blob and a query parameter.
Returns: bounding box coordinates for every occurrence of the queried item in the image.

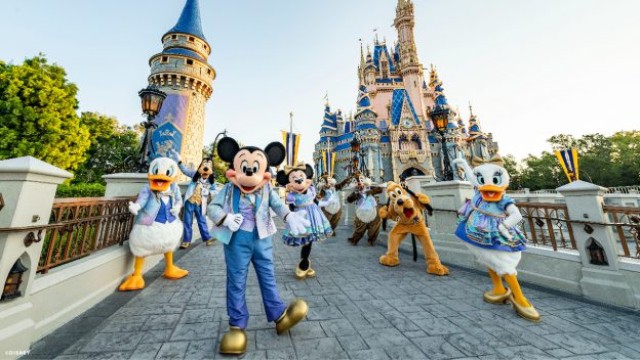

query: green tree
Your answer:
[502,154,522,190]
[73,112,140,184]
[0,55,90,170]
[519,152,566,190]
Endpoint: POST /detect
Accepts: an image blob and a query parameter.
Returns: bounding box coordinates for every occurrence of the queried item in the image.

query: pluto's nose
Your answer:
[397,199,404,206]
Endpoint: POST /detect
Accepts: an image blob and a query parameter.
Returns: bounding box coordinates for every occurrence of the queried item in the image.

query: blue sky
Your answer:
[1,0,639,162]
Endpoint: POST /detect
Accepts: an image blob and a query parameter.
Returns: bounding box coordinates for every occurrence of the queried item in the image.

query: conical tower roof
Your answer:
[164,0,206,41]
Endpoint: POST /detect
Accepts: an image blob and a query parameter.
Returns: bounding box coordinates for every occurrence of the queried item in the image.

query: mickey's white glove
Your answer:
[170,205,181,217]
[498,223,513,241]
[128,202,141,215]
[286,211,310,236]
[223,214,244,232]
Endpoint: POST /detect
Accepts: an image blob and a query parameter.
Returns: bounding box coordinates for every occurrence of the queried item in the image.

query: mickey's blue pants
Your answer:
[182,201,211,243]
[224,229,287,329]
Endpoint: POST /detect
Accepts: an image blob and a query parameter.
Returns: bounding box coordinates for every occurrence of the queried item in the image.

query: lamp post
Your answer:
[429,105,454,181]
[211,129,228,181]
[2,259,28,301]
[135,85,167,172]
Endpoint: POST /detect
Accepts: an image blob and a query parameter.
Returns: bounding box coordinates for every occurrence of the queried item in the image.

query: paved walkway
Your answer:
[26,224,640,359]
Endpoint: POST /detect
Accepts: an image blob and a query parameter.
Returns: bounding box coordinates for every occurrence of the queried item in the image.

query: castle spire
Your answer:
[164,0,206,41]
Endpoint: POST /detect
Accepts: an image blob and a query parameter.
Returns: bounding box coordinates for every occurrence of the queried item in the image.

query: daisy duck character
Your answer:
[208,137,310,355]
[346,172,383,246]
[316,173,350,236]
[169,149,216,249]
[119,157,188,291]
[276,162,333,279]
[452,154,540,321]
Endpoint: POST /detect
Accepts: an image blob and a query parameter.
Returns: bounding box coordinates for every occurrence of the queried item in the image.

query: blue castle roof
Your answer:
[320,105,338,132]
[164,0,206,41]
[434,84,449,108]
[390,89,420,126]
[372,43,396,74]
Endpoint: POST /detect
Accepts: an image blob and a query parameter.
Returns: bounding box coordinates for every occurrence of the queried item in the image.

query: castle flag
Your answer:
[281,130,300,167]
[554,148,579,182]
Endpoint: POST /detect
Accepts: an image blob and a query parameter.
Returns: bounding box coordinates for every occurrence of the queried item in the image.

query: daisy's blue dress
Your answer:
[282,186,333,246]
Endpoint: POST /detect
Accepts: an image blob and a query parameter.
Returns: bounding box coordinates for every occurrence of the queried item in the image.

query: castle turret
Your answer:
[147,0,216,168]
[394,0,427,120]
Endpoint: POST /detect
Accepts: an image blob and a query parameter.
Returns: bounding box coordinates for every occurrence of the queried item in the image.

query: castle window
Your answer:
[161,56,168,63]
[411,134,422,150]
[188,36,195,42]
[207,69,211,75]
[171,35,177,40]
[186,59,194,65]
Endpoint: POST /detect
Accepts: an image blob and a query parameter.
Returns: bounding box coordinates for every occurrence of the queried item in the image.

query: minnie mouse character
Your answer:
[170,150,216,249]
[207,137,310,355]
[276,162,333,279]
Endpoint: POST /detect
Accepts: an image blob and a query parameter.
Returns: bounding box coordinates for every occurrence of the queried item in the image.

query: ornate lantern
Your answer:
[430,106,450,134]
[2,259,28,301]
[587,238,607,266]
[138,85,167,119]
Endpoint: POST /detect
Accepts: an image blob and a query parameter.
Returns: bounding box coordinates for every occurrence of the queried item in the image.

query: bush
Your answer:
[56,183,106,198]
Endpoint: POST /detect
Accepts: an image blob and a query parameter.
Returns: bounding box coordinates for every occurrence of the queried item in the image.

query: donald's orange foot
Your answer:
[426,262,449,276]
[163,266,189,280]
[119,275,145,291]
[379,255,400,267]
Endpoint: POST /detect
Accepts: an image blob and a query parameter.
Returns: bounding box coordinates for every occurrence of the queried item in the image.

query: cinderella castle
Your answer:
[313,0,499,183]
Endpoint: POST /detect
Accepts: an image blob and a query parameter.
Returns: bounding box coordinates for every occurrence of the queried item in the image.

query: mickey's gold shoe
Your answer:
[306,267,316,278]
[275,299,308,334]
[219,326,247,355]
[205,238,217,246]
[180,242,190,249]
[509,294,541,322]
[483,288,511,304]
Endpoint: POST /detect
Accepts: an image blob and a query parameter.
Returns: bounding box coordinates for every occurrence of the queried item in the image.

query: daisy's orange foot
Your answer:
[427,262,449,276]
[118,275,145,291]
[163,266,189,280]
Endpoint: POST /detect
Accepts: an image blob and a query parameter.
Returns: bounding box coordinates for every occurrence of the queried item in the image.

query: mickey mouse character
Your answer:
[276,162,333,279]
[207,137,310,355]
[170,150,216,249]
[346,172,383,245]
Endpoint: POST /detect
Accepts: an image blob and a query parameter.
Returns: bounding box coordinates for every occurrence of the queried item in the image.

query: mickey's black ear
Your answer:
[305,164,314,179]
[217,137,240,163]
[276,170,289,186]
[264,142,286,166]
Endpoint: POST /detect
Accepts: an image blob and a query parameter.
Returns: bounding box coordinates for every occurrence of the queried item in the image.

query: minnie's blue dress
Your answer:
[282,186,333,246]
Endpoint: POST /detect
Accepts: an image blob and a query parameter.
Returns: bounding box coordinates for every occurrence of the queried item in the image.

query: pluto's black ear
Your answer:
[217,137,240,163]
[276,170,289,186]
[264,142,286,166]
[305,164,314,179]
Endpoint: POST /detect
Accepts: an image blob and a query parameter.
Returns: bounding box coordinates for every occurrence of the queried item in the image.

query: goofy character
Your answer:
[452,154,540,321]
[171,150,216,249]
[208,137,310,355]
[346,173,383,246]
[119,157,188,291]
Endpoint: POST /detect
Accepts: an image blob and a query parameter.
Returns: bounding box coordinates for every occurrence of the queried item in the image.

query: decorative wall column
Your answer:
[0,157,71,356]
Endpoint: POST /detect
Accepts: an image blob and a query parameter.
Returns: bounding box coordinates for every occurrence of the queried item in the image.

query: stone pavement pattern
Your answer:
[26,224,640,359]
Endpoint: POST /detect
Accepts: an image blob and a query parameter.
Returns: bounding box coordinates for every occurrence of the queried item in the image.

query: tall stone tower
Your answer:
[148,0,216,168]
[394,0,427,121]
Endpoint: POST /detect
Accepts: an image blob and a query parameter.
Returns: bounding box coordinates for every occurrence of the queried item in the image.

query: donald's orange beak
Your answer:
[478,184,507,202]
[148,174,174,192]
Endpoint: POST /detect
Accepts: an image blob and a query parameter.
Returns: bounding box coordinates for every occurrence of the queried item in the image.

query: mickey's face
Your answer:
[228,149,270,194]
[217,137,286,195]
[287,170,312,193]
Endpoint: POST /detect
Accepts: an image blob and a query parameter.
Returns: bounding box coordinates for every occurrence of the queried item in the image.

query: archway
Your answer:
[400,167,425,181]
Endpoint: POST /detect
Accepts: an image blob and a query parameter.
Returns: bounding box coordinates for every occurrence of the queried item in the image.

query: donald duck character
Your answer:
[170,149,217,249]
[208,137,310,355]
[119,157,188,291]
[452,154,540,321]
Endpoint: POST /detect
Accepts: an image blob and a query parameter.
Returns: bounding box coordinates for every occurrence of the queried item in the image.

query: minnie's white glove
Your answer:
[223,214,244,232]
[170,205,181,217]
[128,202,141,215]
[286,211,310,236]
